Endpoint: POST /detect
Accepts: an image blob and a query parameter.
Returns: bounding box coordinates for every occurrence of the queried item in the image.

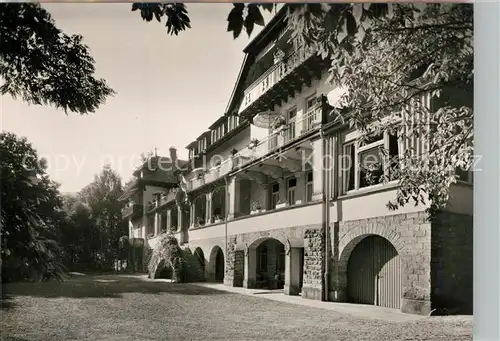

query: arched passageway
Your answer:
[209,246,225,283]
[194,247,205,275]
[347,235,401,309]
[248,238,286,290]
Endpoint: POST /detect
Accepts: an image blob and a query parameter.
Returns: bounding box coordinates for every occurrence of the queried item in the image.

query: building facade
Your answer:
[120,7,473,315]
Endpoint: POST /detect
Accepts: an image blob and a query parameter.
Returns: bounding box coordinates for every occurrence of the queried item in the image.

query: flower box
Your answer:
[276,202,288,209]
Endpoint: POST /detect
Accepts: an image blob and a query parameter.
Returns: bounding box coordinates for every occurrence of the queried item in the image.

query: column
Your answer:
[189,203,195,228]
[311,138,323,201]
[205,192,212,224]
[166,209,172,233]
[243,247,257,289]
[154,211,160,236]
[228,177,240,219]
[284,247,302,296]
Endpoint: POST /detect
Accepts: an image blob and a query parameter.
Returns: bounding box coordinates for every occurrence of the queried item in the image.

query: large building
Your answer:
[119,6,473,316]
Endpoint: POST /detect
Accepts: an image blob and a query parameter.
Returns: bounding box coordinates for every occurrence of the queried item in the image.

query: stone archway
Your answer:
[342,234,401,309]
[194,247,205,276]
[209,246,225,283]
[243,237,286,290]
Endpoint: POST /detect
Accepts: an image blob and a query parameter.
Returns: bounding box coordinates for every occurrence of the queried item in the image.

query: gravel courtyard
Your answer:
[2,274,472,341]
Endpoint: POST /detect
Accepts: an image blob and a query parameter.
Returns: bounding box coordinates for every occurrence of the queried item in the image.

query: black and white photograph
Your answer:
[1,3,474,340]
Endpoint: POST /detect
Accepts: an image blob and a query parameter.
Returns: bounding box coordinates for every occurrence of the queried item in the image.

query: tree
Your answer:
[79,165,128,270]
[0,132,66,282]
[0,3,115,114]
[136,3,473,214]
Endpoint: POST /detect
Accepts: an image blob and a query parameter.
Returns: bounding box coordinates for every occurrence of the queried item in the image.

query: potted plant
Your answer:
[230,148,238,156]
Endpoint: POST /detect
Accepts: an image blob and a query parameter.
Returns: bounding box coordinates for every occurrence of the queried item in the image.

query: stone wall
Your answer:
[334,211,433,315]
[302,228,325,301]
[223,235,237,286]
[431,211,473,314]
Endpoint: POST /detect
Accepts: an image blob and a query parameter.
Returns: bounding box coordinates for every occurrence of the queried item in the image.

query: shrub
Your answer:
[148,233,185,282]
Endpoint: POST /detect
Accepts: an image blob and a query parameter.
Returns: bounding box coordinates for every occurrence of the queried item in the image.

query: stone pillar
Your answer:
[206,192,212,224]
[302,228,325,301]
[243,247,257,289]
[128,218,133,237]
[284,247,302,295]
[166,209,172,233]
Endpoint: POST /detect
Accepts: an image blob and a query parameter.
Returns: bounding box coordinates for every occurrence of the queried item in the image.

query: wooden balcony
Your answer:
[122,204,143,220]
[239,45,327,118]
[187,157,234,192]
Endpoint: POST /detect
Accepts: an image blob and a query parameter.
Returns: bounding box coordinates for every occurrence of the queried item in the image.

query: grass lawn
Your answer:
[2,274,472,341]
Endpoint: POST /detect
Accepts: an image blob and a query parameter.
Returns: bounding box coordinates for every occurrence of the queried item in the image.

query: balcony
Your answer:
[122,204,143,220]
[187,155,234,192]
[235,106,322,166]
[186,107,321,192]
[239,45,325,117]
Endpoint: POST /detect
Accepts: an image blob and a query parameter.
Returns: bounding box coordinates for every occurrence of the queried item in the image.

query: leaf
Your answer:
[244,14,255,37]
[260,4,274,13]
[131,3,139,11]
[227,4,244,39]
[248,4,265,26]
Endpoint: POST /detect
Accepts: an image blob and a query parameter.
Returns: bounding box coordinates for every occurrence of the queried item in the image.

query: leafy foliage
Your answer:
[0,132,66,282]
[0,4,115,114]
[148,233,184,282]
[132,3,275,39]
[286,4,473,214]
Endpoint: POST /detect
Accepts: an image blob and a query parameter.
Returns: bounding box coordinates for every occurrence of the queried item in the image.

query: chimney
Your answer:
[169,147,178,167]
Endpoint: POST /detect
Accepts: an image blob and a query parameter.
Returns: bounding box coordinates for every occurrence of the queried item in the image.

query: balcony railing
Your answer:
[235,106,322,163]
[239,45,315,114]
[122,203,143,220]
[186,106,322,192]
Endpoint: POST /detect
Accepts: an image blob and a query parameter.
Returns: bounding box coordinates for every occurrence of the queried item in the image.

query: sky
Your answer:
[2,4,272,193]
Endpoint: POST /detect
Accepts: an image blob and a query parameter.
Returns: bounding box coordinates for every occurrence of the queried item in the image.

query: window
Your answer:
[259,246,268,272]
[306,172,313,202]
[359,134,384,188]
[160,213,168,233]
[342,132,401,193]
[342,143,356,192]
[305,94,317,112]
[270,183,280,209]
[287,177,296,205]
